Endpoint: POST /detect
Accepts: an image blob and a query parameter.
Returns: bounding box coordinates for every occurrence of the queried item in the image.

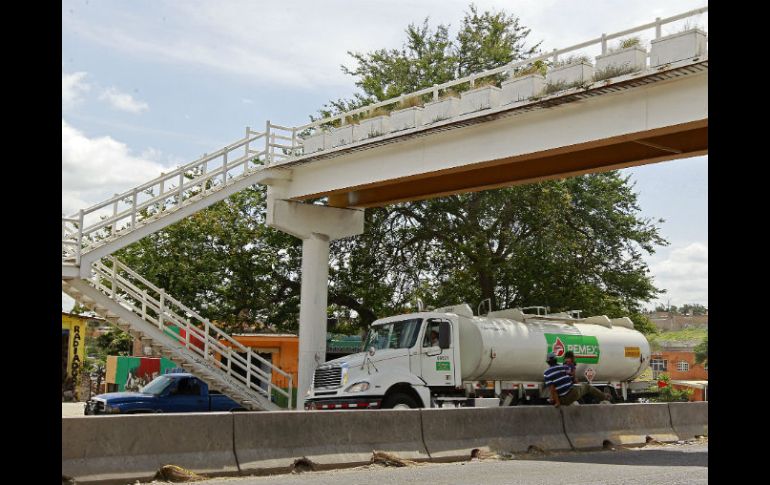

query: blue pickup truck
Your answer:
[84,373,245,415]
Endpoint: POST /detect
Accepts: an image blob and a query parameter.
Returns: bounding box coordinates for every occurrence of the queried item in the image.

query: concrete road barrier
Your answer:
[62,413,238,484]
[668,402,708,440]
[420,406,571,460]
[234,409,429,474]
[561,403,678,449]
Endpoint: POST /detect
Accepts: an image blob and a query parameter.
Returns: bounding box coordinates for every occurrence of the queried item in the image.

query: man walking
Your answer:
[543,352,611,406]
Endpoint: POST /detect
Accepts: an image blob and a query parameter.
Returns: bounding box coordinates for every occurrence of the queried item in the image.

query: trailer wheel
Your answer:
[382,393,418,409]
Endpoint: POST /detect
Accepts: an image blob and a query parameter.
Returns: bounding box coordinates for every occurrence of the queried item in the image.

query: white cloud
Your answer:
[61,119,170,216]
[649,242,708,307]
[63,0,707,90]
[62,71,90,109]
[99,87,149,113]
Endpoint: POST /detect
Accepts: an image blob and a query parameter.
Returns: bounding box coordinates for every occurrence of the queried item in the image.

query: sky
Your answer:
[62,0,708,312]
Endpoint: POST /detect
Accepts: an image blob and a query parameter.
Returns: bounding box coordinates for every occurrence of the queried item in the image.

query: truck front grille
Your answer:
[314,366,342,389]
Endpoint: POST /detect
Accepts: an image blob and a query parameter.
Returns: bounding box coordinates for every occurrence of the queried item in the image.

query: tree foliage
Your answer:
[694,336,708,366]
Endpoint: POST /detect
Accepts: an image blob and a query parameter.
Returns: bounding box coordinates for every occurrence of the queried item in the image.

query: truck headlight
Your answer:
[345,381,370,393]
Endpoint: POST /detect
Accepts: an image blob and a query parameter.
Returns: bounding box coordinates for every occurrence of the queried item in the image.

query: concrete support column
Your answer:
[297,233,330,409]
[266,187,364,409]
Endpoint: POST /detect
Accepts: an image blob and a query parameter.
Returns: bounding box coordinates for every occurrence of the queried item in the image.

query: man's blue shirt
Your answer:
[544,364,573,396]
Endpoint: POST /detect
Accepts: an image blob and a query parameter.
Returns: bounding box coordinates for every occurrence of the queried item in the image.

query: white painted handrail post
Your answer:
[601,33,607,55]
[270,132,276,163]
[185,322,190,348]
[227,348,232,373]
[244,126,250,160]
[288,374,293,408]
[264,120,271,166]
[130,189,138,229]
[178,172,184,202]
[142,289,147,320]
[77,210,84,265]
[432,84,438,101]
[222,150,228,186]
[291,127,297,156]
[110,259,117,298]
[204,320,210,357]
[159,176,165,211]
[112,195,118,234]
[159,289,166,332]
[246,347,253,390]
[655,17,662,39]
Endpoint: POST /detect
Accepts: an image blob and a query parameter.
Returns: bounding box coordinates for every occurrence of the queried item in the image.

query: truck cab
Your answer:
[305,310,463,410]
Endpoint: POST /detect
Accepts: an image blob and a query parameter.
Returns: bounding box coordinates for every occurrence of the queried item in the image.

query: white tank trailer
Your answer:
[304,304,652,410]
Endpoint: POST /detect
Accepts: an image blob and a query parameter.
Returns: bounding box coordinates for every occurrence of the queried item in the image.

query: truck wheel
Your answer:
[382,393,418,409]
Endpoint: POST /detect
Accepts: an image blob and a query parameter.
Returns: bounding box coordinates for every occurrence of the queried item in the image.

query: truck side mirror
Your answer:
[438,321,451,349]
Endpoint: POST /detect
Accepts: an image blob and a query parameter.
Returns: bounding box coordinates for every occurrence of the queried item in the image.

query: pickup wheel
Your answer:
[382,393,418,410]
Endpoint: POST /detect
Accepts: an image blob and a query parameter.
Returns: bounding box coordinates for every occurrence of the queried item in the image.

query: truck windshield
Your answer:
[141,376,174,395]
[364,318,421,351]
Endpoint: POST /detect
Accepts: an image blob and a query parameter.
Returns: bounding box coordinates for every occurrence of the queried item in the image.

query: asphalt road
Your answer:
[147,441,707,485]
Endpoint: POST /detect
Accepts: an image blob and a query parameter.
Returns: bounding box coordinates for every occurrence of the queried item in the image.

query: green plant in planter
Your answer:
[438,87,460,101]
[593,64,639,82]
[553,54,591,68]
[396,96,423,110]
[356,106,389,122]
[513,60,547,78]
[616,36,641,51]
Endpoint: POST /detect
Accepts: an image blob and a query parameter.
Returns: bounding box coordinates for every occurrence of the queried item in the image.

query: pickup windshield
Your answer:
[141,376,174,395]
[364,318,422,351]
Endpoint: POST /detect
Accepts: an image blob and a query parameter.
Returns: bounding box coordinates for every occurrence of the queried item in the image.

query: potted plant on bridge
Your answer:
[501,60,546,104]
[352,107,391,142]
[389,97,423,131]
[301,129,330,154]
[459,77,502,115]
[650,27,707,67]
[594,37,647,82]
[422,88,461,125]
[545,55,594,94]
[330,124,355,148]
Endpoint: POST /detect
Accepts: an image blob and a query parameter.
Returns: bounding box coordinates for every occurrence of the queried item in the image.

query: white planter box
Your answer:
[353,115,391,142]
[501,74,545,104]
[301,131,329,154]
[595,46,647,77]
[546,61,594,88]
[650,28,707,67]
[460,85,502,115]
[330,125,354,148]
[422,97,460,125]
[390,107,423,131]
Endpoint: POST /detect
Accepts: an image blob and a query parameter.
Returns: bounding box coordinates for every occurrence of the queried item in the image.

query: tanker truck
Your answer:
[304,304,651,410]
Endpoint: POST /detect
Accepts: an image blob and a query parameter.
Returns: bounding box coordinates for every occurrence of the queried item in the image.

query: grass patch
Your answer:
[648,327,708,345]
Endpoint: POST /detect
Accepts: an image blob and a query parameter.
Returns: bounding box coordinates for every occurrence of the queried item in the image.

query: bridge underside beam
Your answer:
[327,121,707,208]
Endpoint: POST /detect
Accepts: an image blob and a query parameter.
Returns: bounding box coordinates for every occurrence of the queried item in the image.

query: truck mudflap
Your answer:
[305,397,383,410]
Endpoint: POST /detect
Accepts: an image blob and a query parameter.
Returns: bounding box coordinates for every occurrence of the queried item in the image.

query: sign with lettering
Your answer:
[544,334,600,364]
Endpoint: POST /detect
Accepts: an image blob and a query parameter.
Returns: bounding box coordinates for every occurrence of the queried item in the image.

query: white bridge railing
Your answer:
[61,6,707,264]
[62,123,299,265]
[90,256,294,408]
[297,6,708,133]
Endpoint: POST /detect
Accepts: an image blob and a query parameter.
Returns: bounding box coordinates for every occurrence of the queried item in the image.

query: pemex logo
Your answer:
[552,337,565,357]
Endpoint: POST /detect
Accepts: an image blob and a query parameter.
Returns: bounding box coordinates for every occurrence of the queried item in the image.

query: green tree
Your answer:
[96,328,132,356]
[694,336,708,366]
